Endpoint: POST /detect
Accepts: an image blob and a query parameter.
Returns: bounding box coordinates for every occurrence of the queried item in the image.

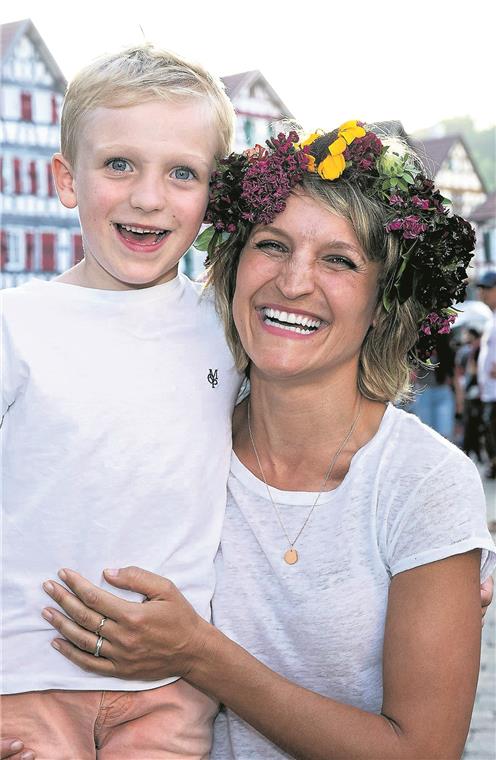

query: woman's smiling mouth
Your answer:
[258,306,326,336]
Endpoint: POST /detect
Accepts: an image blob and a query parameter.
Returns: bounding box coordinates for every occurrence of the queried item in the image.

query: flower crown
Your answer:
[195,120,475,359]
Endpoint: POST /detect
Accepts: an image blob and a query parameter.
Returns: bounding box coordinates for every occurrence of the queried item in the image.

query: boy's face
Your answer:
[53,99,219,289]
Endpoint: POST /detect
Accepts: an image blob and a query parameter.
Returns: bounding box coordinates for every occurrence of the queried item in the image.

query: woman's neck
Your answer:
[234,370,386,492]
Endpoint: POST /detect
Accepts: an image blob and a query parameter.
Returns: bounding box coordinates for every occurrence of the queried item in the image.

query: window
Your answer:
[1,230,8,270]
[41,233,55,271]
[25,232,35,271]
[243,118,254,147]
[20,92,32,121]
[51,94,58,125]
[29,161,38,195]
[46,163,56,197]
[73,234,84,265]
[14,158,22,194]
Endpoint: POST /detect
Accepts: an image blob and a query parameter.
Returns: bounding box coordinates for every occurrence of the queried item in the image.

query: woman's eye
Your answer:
[106,158,132,173]
[172,167,195,181]
[323,255,356,270]
[254,240,288,255]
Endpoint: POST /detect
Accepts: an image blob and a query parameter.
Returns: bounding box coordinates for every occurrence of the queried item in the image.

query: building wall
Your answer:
[1,26,81,289]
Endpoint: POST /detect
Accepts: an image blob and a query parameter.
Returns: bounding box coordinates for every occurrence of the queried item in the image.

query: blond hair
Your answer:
[61,43,235,164]
[206,172,425,404]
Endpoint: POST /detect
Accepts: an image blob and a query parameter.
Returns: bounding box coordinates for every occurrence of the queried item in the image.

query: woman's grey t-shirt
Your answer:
[211,404,496,759]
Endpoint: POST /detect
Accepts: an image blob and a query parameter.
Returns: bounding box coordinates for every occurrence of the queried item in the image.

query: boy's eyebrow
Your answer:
[95,145,211,167]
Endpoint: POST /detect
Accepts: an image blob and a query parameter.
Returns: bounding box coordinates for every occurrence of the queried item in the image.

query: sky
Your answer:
[1,0,494,135]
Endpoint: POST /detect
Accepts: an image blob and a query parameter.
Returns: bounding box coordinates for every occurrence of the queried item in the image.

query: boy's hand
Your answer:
[0,738,35,759]
[42,567,210,681]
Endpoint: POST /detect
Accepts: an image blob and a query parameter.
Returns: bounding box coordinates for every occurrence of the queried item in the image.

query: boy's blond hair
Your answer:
[61,44,235,165]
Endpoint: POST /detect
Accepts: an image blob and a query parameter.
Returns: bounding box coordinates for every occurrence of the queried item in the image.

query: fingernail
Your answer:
[43,581,54,593]
[10,741,23,752]
[105,568,120,577]
[51,639,61,650]
[58,569,68,581]
[21,752,35,760]
[42,608,53,621]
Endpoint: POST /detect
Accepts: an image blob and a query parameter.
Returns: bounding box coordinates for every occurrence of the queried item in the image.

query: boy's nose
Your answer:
[130,174,167,213]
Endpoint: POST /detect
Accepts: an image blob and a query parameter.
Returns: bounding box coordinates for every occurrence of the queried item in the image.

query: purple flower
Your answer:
[389,194,405,207]
[402,215,428,239]
[411,195,430,210]
[386,219,404,232]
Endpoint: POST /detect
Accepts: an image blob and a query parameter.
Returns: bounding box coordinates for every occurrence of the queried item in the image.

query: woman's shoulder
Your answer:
[380,405,481,486]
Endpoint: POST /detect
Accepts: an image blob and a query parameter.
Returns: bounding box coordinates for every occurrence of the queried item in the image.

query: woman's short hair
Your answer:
[61,43,235,165]
[206,153,427,404]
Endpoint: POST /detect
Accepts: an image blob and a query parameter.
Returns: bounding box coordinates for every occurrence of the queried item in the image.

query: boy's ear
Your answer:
[52,153,77,209]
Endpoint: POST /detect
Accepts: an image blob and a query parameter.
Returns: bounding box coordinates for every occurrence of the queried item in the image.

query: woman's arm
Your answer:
[44,552,483,759]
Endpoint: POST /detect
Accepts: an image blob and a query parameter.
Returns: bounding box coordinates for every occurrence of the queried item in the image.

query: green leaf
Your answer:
[194,225,216,252]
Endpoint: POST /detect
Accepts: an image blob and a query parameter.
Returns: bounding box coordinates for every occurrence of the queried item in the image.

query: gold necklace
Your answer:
[247,396,362,565]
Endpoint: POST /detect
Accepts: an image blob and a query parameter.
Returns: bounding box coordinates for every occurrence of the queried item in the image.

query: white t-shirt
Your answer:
[211,405,496,759]
[478,309,496,402]
[1,275,241,694]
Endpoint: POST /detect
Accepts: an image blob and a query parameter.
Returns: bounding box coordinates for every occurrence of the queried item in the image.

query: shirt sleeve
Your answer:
[385,450,496,582]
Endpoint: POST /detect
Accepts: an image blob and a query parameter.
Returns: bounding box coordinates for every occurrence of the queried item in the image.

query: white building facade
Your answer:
[1,19,82,289]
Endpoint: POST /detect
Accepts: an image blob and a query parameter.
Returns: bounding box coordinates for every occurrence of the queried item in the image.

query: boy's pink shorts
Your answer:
[0,679,217,759]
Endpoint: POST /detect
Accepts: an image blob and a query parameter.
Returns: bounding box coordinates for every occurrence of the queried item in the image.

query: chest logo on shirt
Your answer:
[207,369,219,388]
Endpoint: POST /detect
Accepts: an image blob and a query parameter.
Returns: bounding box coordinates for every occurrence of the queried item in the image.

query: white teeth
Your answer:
[262,308,322,331]
[120,224,166,234]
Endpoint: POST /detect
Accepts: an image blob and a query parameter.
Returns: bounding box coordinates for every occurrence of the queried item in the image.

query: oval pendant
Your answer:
[284,548,298,565]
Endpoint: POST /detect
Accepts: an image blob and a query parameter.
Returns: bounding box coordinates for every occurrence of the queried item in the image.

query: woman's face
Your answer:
[232,191,381,385]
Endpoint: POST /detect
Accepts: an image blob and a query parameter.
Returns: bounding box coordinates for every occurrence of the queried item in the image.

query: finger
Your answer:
[42,582,116,637]
[480,576,494,608]
[51,638,116,676]
[55,569,133,620]
[43,608,112,658]
[0,738,34,760]
[103,566,176,600]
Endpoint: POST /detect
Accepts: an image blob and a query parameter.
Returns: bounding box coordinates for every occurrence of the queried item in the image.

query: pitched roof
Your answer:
[414,134,487,192]
[221,69,294,119]
[1,18,66,92]
[470,191,496,223]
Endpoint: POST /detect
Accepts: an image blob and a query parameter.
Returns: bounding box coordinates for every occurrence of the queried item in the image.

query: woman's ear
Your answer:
[51,153,77,209]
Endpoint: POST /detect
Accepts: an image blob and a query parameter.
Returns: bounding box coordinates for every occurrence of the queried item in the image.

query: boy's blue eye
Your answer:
[106,158,132,172]
[172,167,195,181]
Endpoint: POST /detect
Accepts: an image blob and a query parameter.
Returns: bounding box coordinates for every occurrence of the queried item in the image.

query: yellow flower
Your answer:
[317,153,346,180]
[297,131,322,149]
[306,154,316,172]
[337,120,366,145]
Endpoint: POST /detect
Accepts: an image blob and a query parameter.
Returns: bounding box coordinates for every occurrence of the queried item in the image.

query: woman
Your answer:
[38,122,495,759]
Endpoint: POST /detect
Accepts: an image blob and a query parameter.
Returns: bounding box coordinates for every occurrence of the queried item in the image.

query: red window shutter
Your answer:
[25,232,35,271]
[41,233,55,271]
[46,163,55,197]
[14,158,22,194]
[21,92,32,121]
[73,234,84,265]
[1,230,8,269]
[29,161,38,195]
[51,94,58,125]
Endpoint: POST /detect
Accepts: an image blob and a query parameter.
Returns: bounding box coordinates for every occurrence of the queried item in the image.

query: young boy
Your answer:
[1,44,241,758]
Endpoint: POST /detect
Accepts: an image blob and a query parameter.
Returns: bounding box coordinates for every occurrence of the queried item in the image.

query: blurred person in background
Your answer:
[477,271,496,479]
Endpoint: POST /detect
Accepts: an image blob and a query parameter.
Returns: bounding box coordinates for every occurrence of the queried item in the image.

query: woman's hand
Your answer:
[0,738,34,759]
[42,567,210,680]
[481,575,494,626]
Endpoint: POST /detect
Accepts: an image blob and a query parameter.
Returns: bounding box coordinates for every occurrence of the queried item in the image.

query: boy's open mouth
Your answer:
[115,224,168,245]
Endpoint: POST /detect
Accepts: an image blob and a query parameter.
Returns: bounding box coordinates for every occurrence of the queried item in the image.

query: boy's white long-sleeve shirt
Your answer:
[1,274,241,693]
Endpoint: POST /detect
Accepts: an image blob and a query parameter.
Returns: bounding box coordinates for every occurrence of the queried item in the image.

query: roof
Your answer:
[1,18,66,92]
[414,134,487,192]
[221,69,294,119]
[470,191,496,223]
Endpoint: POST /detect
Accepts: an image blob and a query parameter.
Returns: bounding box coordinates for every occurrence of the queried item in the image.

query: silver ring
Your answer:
[94,635,104,657]
[95,616,107,635]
